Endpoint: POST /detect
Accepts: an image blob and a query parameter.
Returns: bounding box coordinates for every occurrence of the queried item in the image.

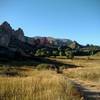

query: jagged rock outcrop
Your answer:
[0,21,35,58]
[0,21,12,32]
[0,21,26,47]
[14,28,25,42]
[0,21,81,49]
[0,21,12,47]
[0,21,83,59]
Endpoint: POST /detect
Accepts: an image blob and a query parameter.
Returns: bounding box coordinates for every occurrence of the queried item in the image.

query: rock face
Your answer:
[0,34,10,47]
[14,28,25,42]
[0,21,25,47]
[0,21,12,32]
[33,37,79,48]
[0,21,12,47]
[0,21,35,58]
[0,21,81,49]
[0,21,82,59]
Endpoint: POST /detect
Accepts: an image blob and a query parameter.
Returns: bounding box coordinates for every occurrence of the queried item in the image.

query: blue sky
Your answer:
[0,0,100,45]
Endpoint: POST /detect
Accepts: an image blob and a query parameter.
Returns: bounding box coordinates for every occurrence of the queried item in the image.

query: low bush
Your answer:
[36,64,56,70]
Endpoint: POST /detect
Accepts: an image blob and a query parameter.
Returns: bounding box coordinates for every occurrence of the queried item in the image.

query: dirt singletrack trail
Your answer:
[69,78,100,100]
[50,57,100,100]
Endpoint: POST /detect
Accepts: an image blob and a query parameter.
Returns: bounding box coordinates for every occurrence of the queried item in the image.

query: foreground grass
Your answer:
[0,70,82,100]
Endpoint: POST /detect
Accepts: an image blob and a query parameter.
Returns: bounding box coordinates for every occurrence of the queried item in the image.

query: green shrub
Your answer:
[36,64,50,70]
[65,51,74,59]
[36,64,57,71]
[52,50,59,57]
[35,48,50,57]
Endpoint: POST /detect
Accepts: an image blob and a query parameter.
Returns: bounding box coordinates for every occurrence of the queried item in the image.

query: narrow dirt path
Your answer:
[69,78,100,100]
[50,57,100,100]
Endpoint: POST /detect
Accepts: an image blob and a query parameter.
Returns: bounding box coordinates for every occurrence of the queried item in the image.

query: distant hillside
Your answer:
[0,21,100,59]
[30,36,82,48]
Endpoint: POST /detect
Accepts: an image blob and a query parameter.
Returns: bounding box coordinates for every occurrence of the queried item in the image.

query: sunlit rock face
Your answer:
[0,21,12,47]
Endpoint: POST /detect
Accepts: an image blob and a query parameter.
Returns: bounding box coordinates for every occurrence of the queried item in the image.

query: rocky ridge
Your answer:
[0,21,84,59]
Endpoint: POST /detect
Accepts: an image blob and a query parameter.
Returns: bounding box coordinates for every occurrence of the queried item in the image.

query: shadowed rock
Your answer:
[0,21,12,47]
[14,28,25,42]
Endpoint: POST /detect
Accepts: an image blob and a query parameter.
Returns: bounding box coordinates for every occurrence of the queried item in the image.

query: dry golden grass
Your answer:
[49,56,100,93]
[1,56,99,100]
[56,56,100,82]
[49,56,100,82]
[64,67,100,82]
[0,70,82,100]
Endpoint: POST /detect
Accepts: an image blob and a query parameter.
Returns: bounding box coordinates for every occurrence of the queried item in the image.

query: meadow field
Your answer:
[0,56,100,100]
[52,56,100,90]
[0,67,82,100]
